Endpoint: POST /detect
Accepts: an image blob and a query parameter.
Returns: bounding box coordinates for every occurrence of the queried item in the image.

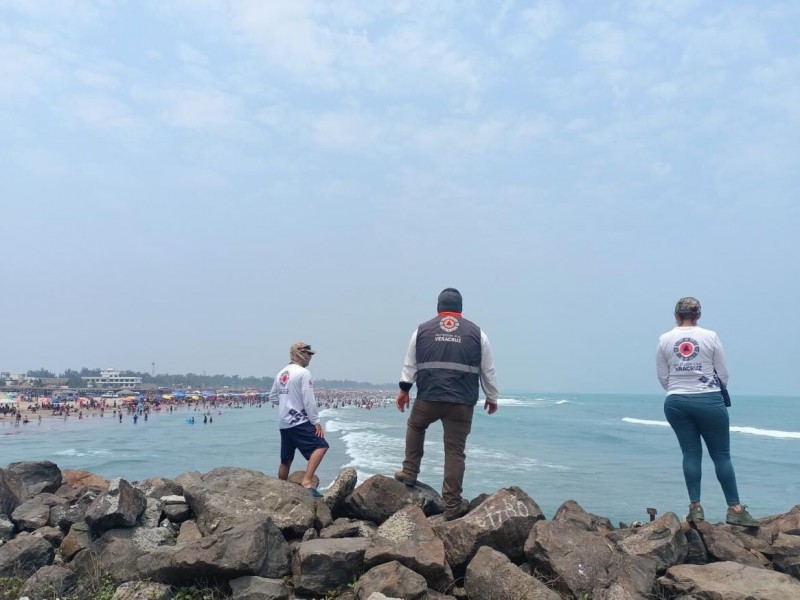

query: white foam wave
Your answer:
[623,418,800,440]
[555,400,570,405]
[55,449,113,457]
[325,419,389,433]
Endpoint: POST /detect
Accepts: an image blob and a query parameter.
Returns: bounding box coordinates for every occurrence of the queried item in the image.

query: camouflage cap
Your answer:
[290,342,315,355]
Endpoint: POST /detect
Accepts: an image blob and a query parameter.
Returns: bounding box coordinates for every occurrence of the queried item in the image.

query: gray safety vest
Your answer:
[415,313,482,405]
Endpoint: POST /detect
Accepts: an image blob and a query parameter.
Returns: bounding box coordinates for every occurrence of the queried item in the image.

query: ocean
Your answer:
[1,393,797,525]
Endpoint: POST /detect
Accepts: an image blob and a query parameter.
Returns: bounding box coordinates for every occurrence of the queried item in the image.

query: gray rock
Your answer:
[59,521,91,561]
[433,486,545,569]
[0,468,25,516]
[12,494,66,532]
[364,505,453,590]
[465,546,560,600]
[612,511,688,573]
[20,564,77,599]
[693,520,769,568]
[137,515,290,584]
[85,478,146,533]
[321,518,378,539]
[181,467,316,537]
[345,475,444,524]
[7,461,62,497]
[771,532,800,580]
[134,477,183,499]
[324,467,358,516]
[315,499,334,530]
[681,524,708,565]
[230,575,291,600]
[111,581,172,600]
[163,503,192,523]
[659,561,800,599]
[354,561,428,600]
[0,513,14,541]
[160,494,186,505]
[761,504,800,538]
[525,519,656,600]
[176,520,203,545]
[32,526,64,548]
[293,537,371,597]
[49,489,98,531]
[138,496,165,528]
[0,535,55,576]
[302,527,319,541]
[553,499,614,533]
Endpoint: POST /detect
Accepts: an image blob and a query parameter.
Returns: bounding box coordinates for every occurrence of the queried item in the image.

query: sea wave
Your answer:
[325,419,389,433]
[555,400,570,405]
[622,418,800,439]
[55,449,113,457]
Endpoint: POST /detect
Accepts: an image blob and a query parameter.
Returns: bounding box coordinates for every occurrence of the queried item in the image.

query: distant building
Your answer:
[2,373,39,387]
[83,368,142,389]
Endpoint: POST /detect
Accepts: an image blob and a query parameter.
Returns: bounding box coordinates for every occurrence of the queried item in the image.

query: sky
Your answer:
[1,1,798,395]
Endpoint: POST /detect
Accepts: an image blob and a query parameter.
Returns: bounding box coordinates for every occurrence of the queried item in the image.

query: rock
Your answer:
[134,477,183,499]
[176,520,203,545]
[345,475,444,524]
[59,521,91,561]
[0,468,25,516]
[230,575,291,600]
[315,499,334,531]
[0,535,55,576]
[612,512,687,573]
[181,467,316,537]
[433,486,544,569]
[772,532,800,580]
[525,520,656,599]
[718,523,775,555]
[32,526,64,548]
[138,497,165,528]
[465,546,560,600]
[7,461,62,497]
[160,495,186,505]
[0,513,14,541]
[137,515,290,584]
[61,469,109,492]
[321,518,378,539]
[659,561,800,599]
[293,538,371,597]
[49,489,98,531]
[111,581,172,600]
[682,524,708,565]
[20,564,77,598]
[85,478,147,533]
[12,494,67,532]
[324,467,358,516]
[302,528,318,542]
[761,504,800,538]
[288,470,320,488]
[553,499,614,533]
[693,520,769,568]
[354,561,428,600]
[163,503,192,523]
[467,493,489,512]
[364,505,453,590]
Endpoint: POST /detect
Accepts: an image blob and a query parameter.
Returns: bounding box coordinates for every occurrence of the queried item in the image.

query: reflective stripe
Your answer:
[417,361,480,374]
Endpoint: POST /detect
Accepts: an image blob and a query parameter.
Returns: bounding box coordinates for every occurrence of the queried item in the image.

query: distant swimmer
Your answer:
[203,415,208,424]
[209,415,213,423]
[119,413,122,423]
[133,414,138,424]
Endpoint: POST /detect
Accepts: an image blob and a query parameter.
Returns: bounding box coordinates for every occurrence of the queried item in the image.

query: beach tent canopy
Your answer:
[0,397,17,404]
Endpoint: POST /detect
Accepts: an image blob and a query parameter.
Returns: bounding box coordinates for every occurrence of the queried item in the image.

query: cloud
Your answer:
[155,88,243,130]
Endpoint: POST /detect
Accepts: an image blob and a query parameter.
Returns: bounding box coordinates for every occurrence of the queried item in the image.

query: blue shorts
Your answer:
[280,421,329,465]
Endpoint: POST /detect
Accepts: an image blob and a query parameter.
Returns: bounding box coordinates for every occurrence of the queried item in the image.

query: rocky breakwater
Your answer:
[0,461,799,599]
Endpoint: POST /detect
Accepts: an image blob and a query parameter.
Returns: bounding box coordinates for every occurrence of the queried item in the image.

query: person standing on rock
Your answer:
[269,341,328,498]
[395,288,499,520]
[657,297,759,527]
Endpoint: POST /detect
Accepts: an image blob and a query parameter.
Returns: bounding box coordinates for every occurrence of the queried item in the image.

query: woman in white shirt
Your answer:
[656,297,758,527]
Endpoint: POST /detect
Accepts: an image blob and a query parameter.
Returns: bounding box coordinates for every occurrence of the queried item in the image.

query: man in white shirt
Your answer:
[269,341,328,498]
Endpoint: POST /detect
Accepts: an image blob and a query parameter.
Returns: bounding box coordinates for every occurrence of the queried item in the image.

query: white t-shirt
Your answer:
[656,325,729,395]
[268,363,320,429]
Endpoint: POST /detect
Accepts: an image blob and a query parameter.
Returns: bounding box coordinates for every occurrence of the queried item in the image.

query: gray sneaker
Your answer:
[726,505,760,528]
[686,504,705,522]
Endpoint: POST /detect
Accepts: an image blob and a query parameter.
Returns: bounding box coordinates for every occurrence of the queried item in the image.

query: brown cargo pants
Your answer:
[401,398,475,514]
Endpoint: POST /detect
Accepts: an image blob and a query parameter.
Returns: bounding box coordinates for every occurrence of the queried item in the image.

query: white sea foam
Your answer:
[55,449,113,457]
[623,418,800,439]
[555,400,570,405]
[325,419,389,433]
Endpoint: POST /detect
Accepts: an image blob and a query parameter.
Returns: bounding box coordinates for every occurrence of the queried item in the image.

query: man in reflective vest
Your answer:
[395,288,499,520]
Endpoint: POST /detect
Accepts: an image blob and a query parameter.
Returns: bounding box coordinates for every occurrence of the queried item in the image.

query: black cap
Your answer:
[437,288,463,312]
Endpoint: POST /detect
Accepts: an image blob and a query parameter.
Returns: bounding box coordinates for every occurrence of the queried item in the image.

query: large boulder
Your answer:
[137,515,290,584]
[611,512,687,573]
[180,467,317,537]
[61,469,109,492]
[0,535,55,576]
[229,575,291,600]
[525,520,656,600]
[682,523,708,565]
[12,494,67,531]
[433,486,544,569]
[49,489,99,531]
[84,478,146,533]
[344,475,444,523]
[354,561,428,600]
[364,505,453,590]
[0,467,25,516]
[771,533,800,580]
[293,538,371,597]
[59,521,91,561]
[321,517,378,539]
[761,504,800,538]
[7,461,62,497]
[659,561,800,599]
[324,467,358,516]
[32,525,64,548]
[20,564,78,599]
[177,520,203,546]
[134,477,183,499]
[553,500,613,533]
[693,520,769,568]
[465,546,560,600]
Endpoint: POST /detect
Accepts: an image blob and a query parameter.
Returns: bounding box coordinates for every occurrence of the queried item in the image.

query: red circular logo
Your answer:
[679,342,695,357]
[280,371,290,386]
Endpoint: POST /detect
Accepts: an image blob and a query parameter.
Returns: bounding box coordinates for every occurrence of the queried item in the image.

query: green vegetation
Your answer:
[0,576,24,600]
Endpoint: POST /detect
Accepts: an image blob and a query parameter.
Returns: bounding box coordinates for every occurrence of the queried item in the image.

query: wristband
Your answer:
[399,381,412,392]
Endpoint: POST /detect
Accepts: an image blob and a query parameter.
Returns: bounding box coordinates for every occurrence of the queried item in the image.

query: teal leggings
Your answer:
[664,392,740,506]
